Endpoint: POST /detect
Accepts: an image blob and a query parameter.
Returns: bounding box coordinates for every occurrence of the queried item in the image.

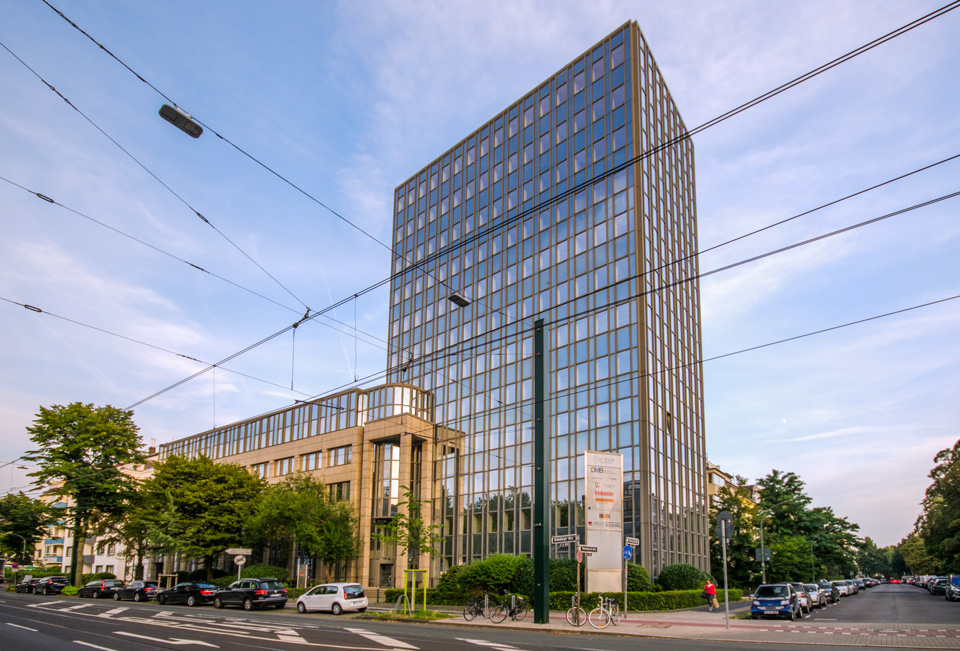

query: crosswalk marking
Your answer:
[456,639,521,651]
[345,627,418,649]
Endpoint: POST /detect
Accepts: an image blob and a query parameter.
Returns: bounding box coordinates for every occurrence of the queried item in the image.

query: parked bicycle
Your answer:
[588,596,621,629]
[462,592,489,621]
[491,594,529,623]
[565,593,586,627]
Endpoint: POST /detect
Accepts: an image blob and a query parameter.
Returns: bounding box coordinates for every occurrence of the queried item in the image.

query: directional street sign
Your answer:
[715,511,735,541]
[225,547,252,555]
[625,536,640,547]
[578,545,598,553]
[623,545,633,561]
[552,534,578,545]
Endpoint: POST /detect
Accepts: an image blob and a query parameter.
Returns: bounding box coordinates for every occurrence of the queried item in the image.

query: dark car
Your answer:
[818,579,840,603]
[78,579,125,599]
[113,580,159,602]
[34,576,70,595]
[930,577,949,596]
[156,582,218,607]
[213,578,288,611]
[946,575,960,602]
[15,578,40,593]
[751,583,801,620]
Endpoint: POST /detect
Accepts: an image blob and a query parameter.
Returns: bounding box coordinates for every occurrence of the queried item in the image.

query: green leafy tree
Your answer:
[24,402,144,585]
[857,537,890,577]
[709,474,759,588]
[144,455,264,581]
[247,473,358,581]
[917,439,960,571]
[371,485,442,569]
[0,492,56,564]
[95,491,154,580]
[899,532,939,575]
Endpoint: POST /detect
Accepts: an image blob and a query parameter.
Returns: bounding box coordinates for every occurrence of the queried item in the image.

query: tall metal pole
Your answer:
[721,520,730,629]
[759,514,766,583]
[533,319,550,623]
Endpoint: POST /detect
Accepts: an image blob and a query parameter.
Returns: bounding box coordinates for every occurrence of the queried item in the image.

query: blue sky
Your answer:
[1,0,957,548]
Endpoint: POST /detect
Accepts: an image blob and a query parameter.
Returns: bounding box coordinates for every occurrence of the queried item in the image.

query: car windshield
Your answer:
[755,585,788,598]
[805,584,818,591]
[343,585,365,599]
[259,581,285,590]
[195,583,218,589]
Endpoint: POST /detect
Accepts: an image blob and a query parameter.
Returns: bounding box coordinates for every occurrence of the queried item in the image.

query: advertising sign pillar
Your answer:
[585,451,623,593]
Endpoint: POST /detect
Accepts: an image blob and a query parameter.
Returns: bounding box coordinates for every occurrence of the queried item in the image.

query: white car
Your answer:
[832,580,849,597]
[296,583,368,615]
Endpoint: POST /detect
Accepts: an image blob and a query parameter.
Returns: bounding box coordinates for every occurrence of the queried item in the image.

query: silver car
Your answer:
[805,583,826,608]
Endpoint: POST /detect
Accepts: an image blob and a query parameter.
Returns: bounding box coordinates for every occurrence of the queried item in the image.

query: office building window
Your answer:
[329,446,351,467]
[277,457,293,476]
[251,462,269,479]
[330,482,350,501]
[301,451,320,471]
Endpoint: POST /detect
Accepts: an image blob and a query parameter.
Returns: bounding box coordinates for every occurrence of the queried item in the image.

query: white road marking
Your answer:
[75,642,117,651]
[345,627,419,649]
[7,623,39,632]
[99,608,128,617]
[116,631,219,647]
[456,639,521,651]
[27,600,66,608]
[62,604,91,611]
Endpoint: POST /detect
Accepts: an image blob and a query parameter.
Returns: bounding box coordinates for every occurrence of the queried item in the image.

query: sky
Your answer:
[1,0,958,548]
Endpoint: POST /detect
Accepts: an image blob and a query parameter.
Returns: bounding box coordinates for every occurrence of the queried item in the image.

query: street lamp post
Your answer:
[758,511,769,584]
[5,532,27,585]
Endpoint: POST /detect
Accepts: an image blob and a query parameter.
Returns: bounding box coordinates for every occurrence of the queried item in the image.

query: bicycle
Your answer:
[565,593,586,627]
[588,596,621,629]
[463,593,489,621]
[491,594,529,623]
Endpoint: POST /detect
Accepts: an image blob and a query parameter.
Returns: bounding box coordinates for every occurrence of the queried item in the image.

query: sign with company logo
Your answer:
[585,451,623,532]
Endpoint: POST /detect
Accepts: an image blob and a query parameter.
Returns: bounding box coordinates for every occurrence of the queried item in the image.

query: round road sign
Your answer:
[576,548,583,564]
[234,555,247,566]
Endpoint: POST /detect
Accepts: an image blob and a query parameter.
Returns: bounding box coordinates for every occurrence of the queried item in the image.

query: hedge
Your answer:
[383,587,742,611]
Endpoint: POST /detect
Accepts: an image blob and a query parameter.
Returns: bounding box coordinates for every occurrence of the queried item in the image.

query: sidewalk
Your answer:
[429,603,960,648]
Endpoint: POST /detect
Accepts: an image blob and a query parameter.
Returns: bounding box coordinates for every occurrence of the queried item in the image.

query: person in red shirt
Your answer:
[704,579,717,611]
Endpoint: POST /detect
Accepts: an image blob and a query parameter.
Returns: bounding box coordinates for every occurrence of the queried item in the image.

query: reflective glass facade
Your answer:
[387,22,707,576]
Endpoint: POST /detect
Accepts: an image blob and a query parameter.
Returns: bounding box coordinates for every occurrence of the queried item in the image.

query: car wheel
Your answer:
[275,602,285,609]
[358,608,366,612]
[297,602,306,614]
[42,587,49,596]
[243,597,253,611]
[751,614,759,620]
[332,603,342,616]
[214,597,224,609]
[157,594,166,605]
[93,591,100,599]
[134,592,142,602]
[114,592,121,601]
[187,595,197,607]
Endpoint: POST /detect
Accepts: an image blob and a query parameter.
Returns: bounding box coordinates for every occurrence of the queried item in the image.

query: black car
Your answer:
[156,582,218,607]
[113,580,159,602]
[15,578,40,593]
[818,580,840,603]
[78,579,125,599]
[213,578,288,611]
[34,576,70,595]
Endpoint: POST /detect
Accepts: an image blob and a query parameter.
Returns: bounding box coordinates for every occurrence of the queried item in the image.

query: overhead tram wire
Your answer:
[0,295,314,398]
[36,0,509,328]
[115,5,960,409]
[0,39,310,315]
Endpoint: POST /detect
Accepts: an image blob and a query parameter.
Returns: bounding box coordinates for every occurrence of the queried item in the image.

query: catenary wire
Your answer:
[0,38,311,314]
[29,2,954,409]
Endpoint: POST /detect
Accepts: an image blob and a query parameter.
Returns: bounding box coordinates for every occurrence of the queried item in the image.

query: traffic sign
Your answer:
[552,534,578,545]
[225,547,252,555]
[578,545,598,552]
[234,555,247,566]
[576,548,583,564]
[623,545,633,561]
[625,536,640,547]
[715,511,734,541]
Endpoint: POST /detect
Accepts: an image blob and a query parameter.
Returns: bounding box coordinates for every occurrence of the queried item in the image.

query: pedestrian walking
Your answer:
[703,578,717,611]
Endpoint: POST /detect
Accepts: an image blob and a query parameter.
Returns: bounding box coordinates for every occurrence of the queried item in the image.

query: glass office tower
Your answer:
[387,21,707,577]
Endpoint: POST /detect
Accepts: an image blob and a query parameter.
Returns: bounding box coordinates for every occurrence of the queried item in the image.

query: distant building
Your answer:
[706,460,760,507]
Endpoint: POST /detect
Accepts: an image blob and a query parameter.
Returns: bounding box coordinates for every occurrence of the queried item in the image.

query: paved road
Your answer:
[801,583,960,624]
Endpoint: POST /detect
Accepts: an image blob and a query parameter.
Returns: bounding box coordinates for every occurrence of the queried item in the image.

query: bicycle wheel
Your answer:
[612,605,621,626]
[588,607,610,629]
[463,602,477,621]
[565,606,586,626]
[490,604,507,623]
[514,601,529,620]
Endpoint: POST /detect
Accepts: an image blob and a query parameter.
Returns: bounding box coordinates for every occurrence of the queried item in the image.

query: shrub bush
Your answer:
[240,564,288,583]
[656,563,710,591]
[62,585,79,596]
[80,572,117,584]
[626,563,652,591]
[457,554,525,595]
[434,565,467,603]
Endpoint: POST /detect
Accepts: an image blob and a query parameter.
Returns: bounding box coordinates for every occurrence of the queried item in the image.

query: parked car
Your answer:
[295,583,367,614]
[946,575,960,602]
[844,579,858,595]
[751,584,801,621]
[790,582,811,614]
[34,576,70,595]
[213,578,288,611]
[78,579,124,599]
[804,583,826,609]
[818,580,840,603]
[930,577,949,596]
[156,582,218,606]
[113,580,159,602]
[831,580,849,597]
[15,578,41,593]
[854,578,866,591]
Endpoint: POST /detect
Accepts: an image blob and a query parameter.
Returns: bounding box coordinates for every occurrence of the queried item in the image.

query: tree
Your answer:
[917,439,960,571]
[144,455,264,580]
[0,492,56,564]
[857,537,890,577]
[899,532,939,575]
[709,475,759,588]
[24,403,144,585]
[95,491,154,580]
[757,470,813,538]
[371,485,442,569]
[247,473,358,581]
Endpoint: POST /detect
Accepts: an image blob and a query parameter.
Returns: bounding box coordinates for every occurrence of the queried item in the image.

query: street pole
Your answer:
[759,514,766,584]
[532,318,550,623]
[721,520,730,630]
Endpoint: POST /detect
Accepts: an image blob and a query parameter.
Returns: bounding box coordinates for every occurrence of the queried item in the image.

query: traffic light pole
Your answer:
[533,319,549,623]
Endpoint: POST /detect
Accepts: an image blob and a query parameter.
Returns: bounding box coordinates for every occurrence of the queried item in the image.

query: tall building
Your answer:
[386,21,707,576]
